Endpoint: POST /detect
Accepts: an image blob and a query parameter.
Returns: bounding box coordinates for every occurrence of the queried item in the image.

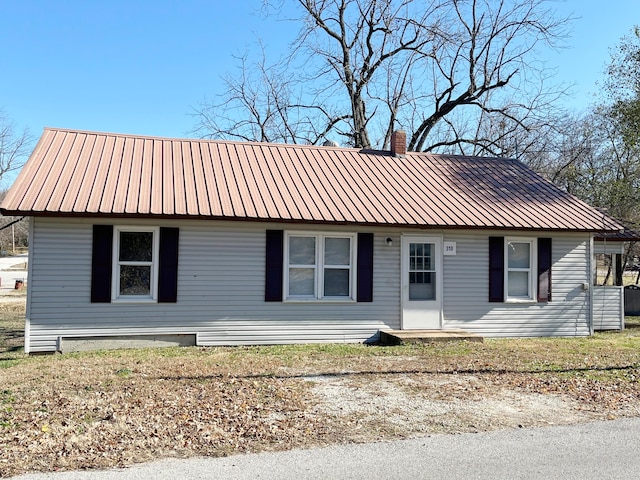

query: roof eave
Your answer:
[4,209,622,234]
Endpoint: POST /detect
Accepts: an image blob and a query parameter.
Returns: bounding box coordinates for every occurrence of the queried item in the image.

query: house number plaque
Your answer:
[443,241,456,255]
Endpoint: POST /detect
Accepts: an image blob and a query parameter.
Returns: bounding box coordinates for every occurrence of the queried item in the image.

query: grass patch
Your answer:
[625,316,640,328]
[1,307,640,476]
[0,301,26,366]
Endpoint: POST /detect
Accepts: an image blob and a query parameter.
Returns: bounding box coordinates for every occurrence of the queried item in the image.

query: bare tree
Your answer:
[548,28,640,229]
[0,188,29,255]
[193,48,350,145]
[406,0,568,152]
[295,0,447,148]
[0,112,33,255]
[0,214,29,254]
[0,110,32,184]
[195,0,570,153]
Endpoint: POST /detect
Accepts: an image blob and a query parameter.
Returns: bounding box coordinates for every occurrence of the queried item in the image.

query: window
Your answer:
[112,227,159,301]
[505,237,536,301]
[593,252,623,286]
[489,236,551,303]
[408,242,436,300]
[91,225,179,303]
[285,232,355,300]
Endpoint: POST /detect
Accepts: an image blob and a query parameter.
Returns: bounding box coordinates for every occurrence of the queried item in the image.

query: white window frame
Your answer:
[504,237,537,302]
[112,226,160,303]
[284,231,357,302]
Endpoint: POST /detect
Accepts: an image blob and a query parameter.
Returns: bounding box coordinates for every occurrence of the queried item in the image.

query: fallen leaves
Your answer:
[0,357,328,477]
[0,334,639,477]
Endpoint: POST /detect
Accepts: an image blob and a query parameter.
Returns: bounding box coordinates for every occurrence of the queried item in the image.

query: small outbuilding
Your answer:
[593,226,640,329]
[0,128,623,353]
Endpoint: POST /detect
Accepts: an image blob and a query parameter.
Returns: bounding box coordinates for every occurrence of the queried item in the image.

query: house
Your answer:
[0,128,624,353]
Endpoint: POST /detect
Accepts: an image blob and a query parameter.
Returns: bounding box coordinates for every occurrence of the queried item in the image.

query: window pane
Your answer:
[424,245,432,270]
[289,237,316,265]
[324,268,350,296]
[410,243,433,271]
[409,272,435,300]
[120,232,153,262]
[508,271,529,297]
[508,242,530,269]
[289,268,315,295]
[120,265,151,296]
[324,237,350,265]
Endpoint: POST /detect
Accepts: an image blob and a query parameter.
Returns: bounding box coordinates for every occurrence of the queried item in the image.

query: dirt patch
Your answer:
[309,374,594,439]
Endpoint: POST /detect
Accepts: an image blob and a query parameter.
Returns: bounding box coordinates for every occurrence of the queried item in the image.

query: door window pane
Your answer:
[410,243,432,271]
[409,272,435,300]
[408,242,436,300]
[424,248,432,270]
[324,268,350,296]
[289,237,316,265]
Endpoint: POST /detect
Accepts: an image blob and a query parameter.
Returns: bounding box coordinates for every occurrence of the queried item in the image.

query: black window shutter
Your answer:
[91,225,113,303]
[158,227,179,303]
[488,236,505,302]
[265,230,284,302]
[357,233,374,302]
[537,237,552,302]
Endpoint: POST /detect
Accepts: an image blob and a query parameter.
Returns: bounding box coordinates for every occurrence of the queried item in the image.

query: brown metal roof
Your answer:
[595,223,640,241]
[0,127,623,232]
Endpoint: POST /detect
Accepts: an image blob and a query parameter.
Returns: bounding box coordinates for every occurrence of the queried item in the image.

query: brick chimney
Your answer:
[390,130,407,157]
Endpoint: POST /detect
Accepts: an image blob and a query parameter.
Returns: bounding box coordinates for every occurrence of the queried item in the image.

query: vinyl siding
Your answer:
[593,286,624,331]
[27,218,594,352]
[27,218,400,352]
[442,231,591,337]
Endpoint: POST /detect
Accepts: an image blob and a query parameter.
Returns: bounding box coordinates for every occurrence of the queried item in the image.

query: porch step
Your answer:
[379,329,484,346]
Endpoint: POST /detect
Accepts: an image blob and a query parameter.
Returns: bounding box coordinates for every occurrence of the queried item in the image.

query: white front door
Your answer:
[401,235,443,329]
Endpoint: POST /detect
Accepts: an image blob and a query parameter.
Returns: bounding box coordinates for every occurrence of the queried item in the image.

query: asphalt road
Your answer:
[10,418,640,479]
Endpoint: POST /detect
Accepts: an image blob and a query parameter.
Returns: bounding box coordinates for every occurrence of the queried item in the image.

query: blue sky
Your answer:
[1,0,639,145]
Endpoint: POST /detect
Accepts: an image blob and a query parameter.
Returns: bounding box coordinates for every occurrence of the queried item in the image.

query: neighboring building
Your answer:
[0,128,623,353]
[593,226,640,330]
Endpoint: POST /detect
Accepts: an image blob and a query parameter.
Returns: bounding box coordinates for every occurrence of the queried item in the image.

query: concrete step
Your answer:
[379,329,484,345]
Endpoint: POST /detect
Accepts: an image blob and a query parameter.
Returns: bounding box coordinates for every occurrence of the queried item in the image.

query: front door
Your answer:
[401,236,442,329]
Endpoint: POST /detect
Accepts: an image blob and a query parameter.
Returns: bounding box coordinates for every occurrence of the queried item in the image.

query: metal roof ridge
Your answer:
[40,127,365,151]
[40,129,528,162]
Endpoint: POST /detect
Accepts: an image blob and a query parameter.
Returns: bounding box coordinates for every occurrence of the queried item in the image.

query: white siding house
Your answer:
[2,128,624,353]
[24,217,596,353]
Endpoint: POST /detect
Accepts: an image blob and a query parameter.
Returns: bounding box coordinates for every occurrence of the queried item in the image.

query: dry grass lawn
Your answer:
[1,305,640,477]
